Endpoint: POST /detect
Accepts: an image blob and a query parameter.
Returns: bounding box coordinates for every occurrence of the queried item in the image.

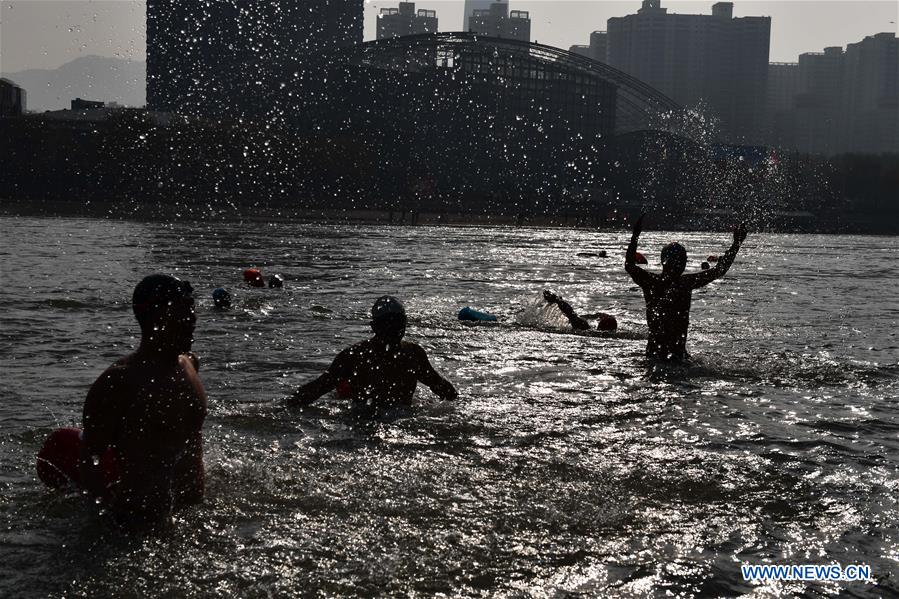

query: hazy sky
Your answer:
[1,0,896,73]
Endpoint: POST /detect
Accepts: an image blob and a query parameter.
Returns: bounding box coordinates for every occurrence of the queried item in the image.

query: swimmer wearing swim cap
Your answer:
[286,295,457,408]
[80,273,207,533]
[243,268,265,288]
[543,289,617,332]
[212,287,231,310]
[625,213,747,360]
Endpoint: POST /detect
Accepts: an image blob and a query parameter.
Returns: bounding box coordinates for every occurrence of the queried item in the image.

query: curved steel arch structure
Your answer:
[343,32,682,134]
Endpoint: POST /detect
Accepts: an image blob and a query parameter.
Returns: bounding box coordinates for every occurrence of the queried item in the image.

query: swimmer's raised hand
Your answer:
[734,223,748,245]
[632,211,646,236]
[543,289,560,305]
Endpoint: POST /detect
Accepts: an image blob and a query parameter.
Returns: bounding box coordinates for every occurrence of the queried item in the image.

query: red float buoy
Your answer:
[707,255,719,263]
[36,427,82,489]
[36,427,119,490]
[635,252,648,265]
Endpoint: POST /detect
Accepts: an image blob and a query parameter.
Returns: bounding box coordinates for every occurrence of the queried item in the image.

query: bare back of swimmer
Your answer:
[286,296,457,408]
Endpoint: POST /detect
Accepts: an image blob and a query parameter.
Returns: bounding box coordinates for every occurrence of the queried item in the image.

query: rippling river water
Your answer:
[0,216,897,597]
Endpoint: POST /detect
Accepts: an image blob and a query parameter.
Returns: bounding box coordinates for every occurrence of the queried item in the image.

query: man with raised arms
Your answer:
[80,274,207,533]
[286,296,457,408]
[625,213,748,360]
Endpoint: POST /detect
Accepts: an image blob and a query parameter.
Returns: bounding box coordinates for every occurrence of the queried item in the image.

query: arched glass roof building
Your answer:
[313,33,684,210]
[344,32,681,136]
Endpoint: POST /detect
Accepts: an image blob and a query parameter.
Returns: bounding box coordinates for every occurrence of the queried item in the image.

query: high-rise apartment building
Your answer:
[377,3,438,40]
[146,0,363,113]
[768,32,898,154]
[589,31,609,63]
[841,32,898,153]
[765,62,800,147]
[469,2,530,43]
[767,63,800,114]
[463,0,497,32]
[569,31,608,63]
[790,47,845,153]
[607,0,770,143]
[569,45,591,59]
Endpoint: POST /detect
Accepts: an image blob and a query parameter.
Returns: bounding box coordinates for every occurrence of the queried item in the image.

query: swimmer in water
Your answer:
[625,213,747,360]
[541,290,618,332]
[243,268,265,288]
[212,287,232,310]
[286,296,458,408]
[79,274,207,533]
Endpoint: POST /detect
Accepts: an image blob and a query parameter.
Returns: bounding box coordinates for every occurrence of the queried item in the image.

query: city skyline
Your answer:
[1,1,896,73]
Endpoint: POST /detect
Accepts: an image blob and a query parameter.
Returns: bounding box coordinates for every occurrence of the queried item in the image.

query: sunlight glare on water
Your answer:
[0,216,897,597]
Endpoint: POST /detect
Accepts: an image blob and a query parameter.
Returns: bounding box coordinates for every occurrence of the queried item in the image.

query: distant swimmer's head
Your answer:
[133,274,195,351]
[212,287,231,310]
[371,295,407,343]
[597,313,618,332]
[660,242,687,276]
[268,274,284,289]
[243,268,265,288]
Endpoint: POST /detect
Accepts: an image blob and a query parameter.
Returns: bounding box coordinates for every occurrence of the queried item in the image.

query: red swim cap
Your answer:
[243,268,265,287]
[634,252,648,265]
[597,313,618,332]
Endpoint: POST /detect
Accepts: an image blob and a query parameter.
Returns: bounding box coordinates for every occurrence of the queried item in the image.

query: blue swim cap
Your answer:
[212,287,231,309]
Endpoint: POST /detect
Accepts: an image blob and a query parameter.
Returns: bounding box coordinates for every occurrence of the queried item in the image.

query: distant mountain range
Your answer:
[2,55,145,113]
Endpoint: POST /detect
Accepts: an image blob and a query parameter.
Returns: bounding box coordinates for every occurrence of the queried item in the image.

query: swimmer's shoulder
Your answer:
[399,340,429,362]
[329,340,371,373]
[98,354,139,382]
[341,339,372,358]
[85,360,136,412]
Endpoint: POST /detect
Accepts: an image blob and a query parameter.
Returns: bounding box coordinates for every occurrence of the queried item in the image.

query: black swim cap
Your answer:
[133,274,193,322]
[372,295,406,321]
[661,242,687,268]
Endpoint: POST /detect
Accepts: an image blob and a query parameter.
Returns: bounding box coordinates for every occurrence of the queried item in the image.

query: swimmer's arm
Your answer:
[286,353,346,406]
[554,297,591,331]
[414,345,458,401]
[79,369,125,497]
[625,213,653,288]
[184,352,200,372]
[686,223,747,289]
[287,373,337,406]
